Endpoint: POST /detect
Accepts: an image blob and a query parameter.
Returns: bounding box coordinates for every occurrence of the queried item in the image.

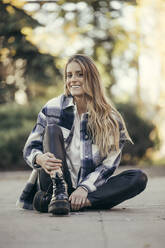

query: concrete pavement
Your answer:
[0,166,165,248]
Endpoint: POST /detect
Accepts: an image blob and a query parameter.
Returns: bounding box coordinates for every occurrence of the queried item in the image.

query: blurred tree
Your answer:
[0,0,138,103]
[54,0,137,98]
[1,0,161,169]
[20,0,137,100]
[0,0,60,104]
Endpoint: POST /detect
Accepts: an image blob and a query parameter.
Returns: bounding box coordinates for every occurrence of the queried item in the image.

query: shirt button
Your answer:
[84,134,88,140]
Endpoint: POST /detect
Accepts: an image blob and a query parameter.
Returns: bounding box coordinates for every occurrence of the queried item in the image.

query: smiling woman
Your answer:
[66,61,85,99]
[17,54,148,216]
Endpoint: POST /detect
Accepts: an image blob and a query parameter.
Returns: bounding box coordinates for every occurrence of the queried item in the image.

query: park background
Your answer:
[0,0,164,171]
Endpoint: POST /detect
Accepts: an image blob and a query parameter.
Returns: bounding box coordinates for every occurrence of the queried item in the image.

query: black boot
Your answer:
[48,170,70,215]
[33,191,52,213]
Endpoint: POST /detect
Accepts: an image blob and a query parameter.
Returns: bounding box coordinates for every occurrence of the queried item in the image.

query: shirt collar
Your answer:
[62,94,74,109]
[62,94,90,116]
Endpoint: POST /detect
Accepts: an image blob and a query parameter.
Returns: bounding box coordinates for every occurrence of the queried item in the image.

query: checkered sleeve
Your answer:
[78,121,130,193]
[23,107,47,169]
[78,148,122,193]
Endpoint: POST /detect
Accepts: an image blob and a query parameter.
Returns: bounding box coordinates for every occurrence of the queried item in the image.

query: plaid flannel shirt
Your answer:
[16,94,129,210]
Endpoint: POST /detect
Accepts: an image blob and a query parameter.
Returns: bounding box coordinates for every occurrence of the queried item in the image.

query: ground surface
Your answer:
[0,166,165,248]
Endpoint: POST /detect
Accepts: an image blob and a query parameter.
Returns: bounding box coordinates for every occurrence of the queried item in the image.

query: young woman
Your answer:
[17,54,147,215]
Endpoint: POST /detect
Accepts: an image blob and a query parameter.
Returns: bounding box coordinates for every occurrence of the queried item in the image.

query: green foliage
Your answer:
[0,100,159,170]
[0,0,138,104]
[0,102,41,170]
[0,1,60,104]
[1,0,159,169]
[39,0,137,97]
[117,102,159,165]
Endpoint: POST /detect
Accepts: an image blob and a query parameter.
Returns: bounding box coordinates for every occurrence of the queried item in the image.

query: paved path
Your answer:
[0,166,165,248]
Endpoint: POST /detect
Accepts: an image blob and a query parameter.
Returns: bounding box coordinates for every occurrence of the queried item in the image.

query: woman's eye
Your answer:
[67,74,72,78]
[66,73,83,78]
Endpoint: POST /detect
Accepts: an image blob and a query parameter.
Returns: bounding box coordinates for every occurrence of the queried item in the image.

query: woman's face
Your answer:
[66,61,85,98]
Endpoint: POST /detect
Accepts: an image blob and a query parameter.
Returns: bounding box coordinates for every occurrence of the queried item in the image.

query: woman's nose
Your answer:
[71,74,77,81]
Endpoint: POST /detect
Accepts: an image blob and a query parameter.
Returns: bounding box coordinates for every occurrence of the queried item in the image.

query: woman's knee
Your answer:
[134,169,148,191]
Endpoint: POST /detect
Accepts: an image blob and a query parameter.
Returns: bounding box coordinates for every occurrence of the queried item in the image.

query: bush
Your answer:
[0,102,41,170]
[0,100,159,170]
[116,102,159,165]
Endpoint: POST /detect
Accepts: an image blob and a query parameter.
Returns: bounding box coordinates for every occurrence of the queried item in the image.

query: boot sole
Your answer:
[48,200,70,215]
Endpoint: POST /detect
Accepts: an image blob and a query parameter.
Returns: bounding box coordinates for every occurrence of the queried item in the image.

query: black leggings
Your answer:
[39,124,148,209]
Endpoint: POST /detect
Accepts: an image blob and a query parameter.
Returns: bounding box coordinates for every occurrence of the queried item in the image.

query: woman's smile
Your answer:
[70,85,81,88]
[66,61,85,97]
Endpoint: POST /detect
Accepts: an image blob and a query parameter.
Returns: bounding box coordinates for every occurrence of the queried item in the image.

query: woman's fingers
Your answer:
[46,153,62,161]
[71,197,79,211]
[46,161,62,167]
[45,163,61,171]
[46,152,55,158]
[48,158,62,163]
[80,198,86,209]
[46,155,62,164]
[70,195,85,211]
[39,153,63,174]
[46,154,63,170]
[69,187,88,211]
[44,167,52,175]
[75,198,83,211]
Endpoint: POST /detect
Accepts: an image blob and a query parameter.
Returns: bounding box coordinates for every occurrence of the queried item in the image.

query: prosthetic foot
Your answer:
[48,169,70,215]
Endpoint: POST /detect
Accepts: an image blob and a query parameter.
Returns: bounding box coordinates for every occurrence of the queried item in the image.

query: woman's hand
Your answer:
[69,187,88,211]
[36,152,62,175]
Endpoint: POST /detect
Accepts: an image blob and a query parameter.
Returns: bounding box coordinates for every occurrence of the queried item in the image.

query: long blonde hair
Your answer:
[64,54,132,157]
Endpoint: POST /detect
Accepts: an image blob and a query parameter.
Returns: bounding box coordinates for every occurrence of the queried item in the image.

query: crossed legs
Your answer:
[36,124,148,212]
